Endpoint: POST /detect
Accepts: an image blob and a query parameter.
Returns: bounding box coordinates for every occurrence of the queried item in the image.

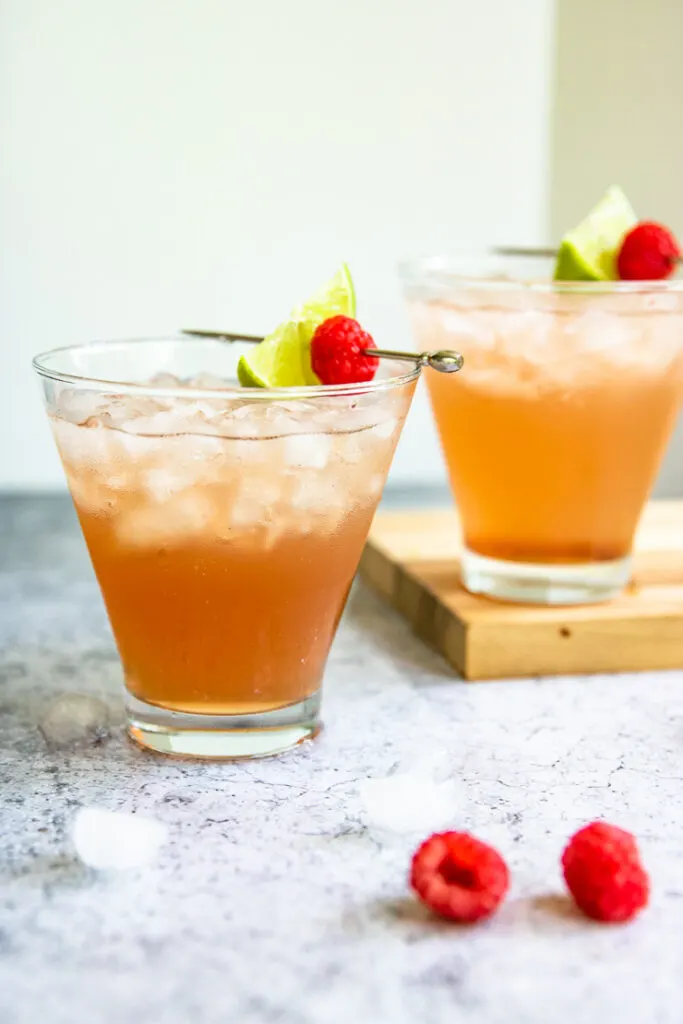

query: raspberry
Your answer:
[617,221,681,280]
[561,822,649,923]
[310,315,379,386]
[410,831,510,923]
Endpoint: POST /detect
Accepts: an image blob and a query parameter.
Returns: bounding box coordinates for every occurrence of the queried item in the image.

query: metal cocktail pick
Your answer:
[181,329,464,374]
[492,245,683,269]
[492,246,558,258]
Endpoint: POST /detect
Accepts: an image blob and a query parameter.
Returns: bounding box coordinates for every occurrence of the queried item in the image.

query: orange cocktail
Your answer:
[403,258,683,603]
[35,337,417,757]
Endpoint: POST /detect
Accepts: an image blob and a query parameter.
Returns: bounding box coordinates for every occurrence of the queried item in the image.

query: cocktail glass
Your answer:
[34,337,418,757]
[401,255,683,604]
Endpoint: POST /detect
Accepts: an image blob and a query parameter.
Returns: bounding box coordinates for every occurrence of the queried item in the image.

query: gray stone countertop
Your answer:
[1,493,683,1024]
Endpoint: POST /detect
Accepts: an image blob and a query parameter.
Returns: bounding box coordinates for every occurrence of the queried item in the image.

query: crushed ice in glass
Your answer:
[283,433,331,469]
[50,366,413,546]
[72,807,167,870]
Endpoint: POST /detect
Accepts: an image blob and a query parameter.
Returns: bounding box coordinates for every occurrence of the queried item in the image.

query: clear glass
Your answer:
[401,254,683,605]
[34,337,419,757]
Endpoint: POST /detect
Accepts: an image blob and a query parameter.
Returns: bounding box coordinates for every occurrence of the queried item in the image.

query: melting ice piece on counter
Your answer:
[402,748,452,781]
[358,771,458,835]
[39,694,111,749]
[72,807,167,870]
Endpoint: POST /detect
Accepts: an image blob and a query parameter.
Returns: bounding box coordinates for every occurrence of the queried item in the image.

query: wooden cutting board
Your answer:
[359,501,683,680]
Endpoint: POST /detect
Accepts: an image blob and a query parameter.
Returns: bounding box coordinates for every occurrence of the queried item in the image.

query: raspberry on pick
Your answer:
[561,821,649,923]
[310,315,379,386]
[617,221,681,280]
[410,831,509,923]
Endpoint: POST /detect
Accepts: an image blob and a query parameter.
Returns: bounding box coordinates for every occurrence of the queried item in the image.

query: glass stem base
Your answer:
[461,547,632,606]
[126,691,321,759]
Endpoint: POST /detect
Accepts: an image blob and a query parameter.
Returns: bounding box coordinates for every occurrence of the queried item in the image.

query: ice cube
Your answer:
[57,390,109,425]
[72,807,167,870]
[289,474,343,515]
[39,694,111,749]
[218,402,300,439]
[229,497,268,528]
[224,437,269,462]
[571,311,635,354]
[113,395,167,420]
[188,372,232,389]
[51,418,113,466]
[192,399,226,421]
[226,475,280,529]
[228,403,258,420]
[143,467,190,501]
[358,772,458,834]
[115,490,214,546]
[436,306,496,348]
[221,406,270,439]
[283,433,331,469]
[338,434,366,464]
[366,473,385,498]
[369,417,399,442]
[567,312,643,372]
[149,372,182,387]
[115,410,187,436]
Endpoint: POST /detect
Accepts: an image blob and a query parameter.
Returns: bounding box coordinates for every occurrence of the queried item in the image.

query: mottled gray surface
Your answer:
[1,494,683,1024]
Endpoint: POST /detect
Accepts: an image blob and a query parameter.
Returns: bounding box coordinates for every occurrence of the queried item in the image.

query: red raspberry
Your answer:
[310,315,379,385]
[410,831,510,923]
[561,822,649,923]
[617,221,681,280]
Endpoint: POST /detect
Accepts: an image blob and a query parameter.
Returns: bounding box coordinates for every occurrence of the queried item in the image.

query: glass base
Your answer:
[461,547,632,606]
[126,691,321,759]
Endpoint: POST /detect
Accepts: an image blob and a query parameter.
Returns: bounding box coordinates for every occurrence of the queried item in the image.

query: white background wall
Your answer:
[550,0,683,496]
[1,0,555,489]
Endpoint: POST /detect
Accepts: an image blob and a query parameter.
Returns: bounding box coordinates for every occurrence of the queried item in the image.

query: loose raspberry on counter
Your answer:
[617,222,681,280]
[310,315,379,385]
[561,821,649,923]
[410,831,510,923]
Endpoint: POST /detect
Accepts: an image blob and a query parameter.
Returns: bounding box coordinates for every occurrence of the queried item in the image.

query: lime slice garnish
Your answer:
[293,262,356,322]
[236,321,307,388]
[554,186,637,282]
[237,264,356,388]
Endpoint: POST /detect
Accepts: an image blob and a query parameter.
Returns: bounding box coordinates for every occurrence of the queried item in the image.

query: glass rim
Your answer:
[32,335,422,400]
[399,254,683,295]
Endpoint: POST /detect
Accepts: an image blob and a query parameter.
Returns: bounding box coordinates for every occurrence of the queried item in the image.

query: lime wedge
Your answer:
[293,263,356,322]
[237,321,307,388]
[238,265,356,388]
[554,186,637,282]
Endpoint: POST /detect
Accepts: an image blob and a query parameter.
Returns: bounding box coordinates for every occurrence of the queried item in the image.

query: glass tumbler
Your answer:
[34,337,418,757]
[402,255,683,604]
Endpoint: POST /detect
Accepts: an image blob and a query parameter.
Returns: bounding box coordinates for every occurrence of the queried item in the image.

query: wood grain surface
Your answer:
[359,501,683,680]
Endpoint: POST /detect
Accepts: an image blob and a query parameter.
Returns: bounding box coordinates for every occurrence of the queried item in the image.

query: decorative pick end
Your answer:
[425,350,464,373]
